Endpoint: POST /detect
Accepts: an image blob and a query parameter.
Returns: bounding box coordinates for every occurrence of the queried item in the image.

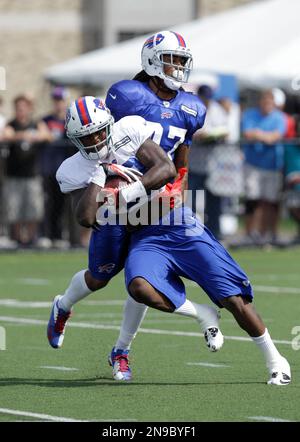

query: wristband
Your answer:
[119,180,147,204]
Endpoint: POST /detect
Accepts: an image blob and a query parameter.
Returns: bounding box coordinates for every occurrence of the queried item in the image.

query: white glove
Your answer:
[102,163,143,183]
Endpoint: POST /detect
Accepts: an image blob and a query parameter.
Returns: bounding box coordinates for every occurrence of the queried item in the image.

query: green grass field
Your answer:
[0,248,299,422]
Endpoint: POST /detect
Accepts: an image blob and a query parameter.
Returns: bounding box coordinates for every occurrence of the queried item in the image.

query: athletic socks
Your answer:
[114,295,148,351]
[252,328,283,369]
[58,269,92,312]
[174,299,220,331]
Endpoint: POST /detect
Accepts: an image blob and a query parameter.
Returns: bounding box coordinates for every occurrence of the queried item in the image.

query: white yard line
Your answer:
[0,299,126,308]
[186,362,229,368]
[84,300,125,306]
[0,407,137,422]
[0,315,293,345]
[248,416,293,422]
[0,408,87,422]
[254,285,300,294]
[39,366,79,371]
[0,300,52,308]
[17,278,51,286]
[185,280,300,294]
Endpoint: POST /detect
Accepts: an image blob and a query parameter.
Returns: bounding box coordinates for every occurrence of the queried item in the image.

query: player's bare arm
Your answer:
[70,188,99,228]
[75,137,176,228]
[136,138,176,189]
[173,143,189,191]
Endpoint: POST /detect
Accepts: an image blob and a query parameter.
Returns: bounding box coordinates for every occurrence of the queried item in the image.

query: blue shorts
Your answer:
[89,225,129,281]
[125,217,253,309]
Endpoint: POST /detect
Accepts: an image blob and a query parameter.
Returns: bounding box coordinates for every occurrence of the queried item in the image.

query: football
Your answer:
[104,175,129,190]
[100,175,129,209]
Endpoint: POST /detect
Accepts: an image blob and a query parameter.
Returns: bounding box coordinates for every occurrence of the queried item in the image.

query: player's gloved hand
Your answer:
[159,167,188,209]
[97,180,147,210]
[102,163,143,183]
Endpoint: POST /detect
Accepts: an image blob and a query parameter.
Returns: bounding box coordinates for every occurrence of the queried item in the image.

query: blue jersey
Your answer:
[105,80,206,161]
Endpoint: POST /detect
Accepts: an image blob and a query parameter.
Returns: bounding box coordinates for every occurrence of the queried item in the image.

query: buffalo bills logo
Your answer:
[98,263,116,273]
[161,111,173,119]
[94,98,107,111]
[143,33,165,49]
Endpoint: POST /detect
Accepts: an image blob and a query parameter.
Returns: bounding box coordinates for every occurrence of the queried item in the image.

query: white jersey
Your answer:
[56,115,153,194]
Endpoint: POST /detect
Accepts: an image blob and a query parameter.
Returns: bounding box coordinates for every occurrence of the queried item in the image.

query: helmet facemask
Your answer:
[70,115,114,161]
[157,51,193,90]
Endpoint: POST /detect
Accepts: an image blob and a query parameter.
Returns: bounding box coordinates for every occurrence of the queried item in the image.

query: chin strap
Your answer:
[151,77,177,95]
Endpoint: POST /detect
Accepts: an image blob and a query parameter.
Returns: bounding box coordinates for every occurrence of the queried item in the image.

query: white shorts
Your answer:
[3,177,44,223]
[244,164,282,203]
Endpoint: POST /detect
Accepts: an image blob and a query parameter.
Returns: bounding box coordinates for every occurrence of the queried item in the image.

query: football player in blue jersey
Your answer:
[46,31,225,377]
[105,31,224,379]
[104,31,291,385]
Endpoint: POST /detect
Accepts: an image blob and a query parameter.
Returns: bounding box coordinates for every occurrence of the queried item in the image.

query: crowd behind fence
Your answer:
[0,87,300,250]
[1,138,300,250]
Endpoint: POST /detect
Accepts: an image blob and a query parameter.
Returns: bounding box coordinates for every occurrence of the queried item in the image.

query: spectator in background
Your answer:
[241,89,286,245]
[272,88,297,140]
[0,97,7,243]
[39,86,71,248]
[284,145,300,243]
[2,94,51,246]
[273,88,300,243]
[39,87,90,249]
[218,97,240,144]
[189,85,229,238]
[0,97,6,135]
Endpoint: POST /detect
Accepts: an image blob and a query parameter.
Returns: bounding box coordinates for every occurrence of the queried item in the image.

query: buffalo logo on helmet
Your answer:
[143,33,165,49]
[93,98,107,111]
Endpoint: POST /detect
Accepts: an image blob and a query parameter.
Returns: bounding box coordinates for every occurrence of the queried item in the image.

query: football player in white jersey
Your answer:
[47,96,224,365]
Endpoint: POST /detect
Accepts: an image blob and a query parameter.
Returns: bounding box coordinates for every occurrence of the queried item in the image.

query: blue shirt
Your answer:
[242,108,286,170]
[105,80,206,161]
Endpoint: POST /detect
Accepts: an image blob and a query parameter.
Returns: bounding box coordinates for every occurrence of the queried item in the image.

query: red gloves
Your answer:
[159,167,187,209]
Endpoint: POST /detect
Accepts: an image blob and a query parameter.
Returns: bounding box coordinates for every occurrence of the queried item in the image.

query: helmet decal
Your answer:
[143,33,165,49]
[75,97,92,126]
[171,31,186,48]
[93,98,107,111]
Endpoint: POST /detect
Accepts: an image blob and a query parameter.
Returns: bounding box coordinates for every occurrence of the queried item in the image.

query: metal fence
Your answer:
[1,139,300,249]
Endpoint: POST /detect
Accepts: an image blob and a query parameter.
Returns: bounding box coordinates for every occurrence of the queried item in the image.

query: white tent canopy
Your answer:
[45,0,300,89]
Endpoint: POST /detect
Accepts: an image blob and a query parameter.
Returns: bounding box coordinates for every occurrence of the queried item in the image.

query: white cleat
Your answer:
[204,326,224,352]
[267,357,291,385]
[196,305,224,352]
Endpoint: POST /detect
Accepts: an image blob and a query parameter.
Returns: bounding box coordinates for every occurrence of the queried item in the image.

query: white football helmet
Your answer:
[141,30,193,91]
[65,96,114,161]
